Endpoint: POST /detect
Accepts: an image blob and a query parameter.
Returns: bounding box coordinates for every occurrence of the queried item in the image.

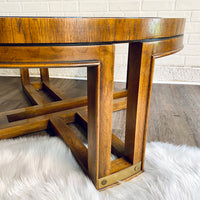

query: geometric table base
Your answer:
[0,67,141,190]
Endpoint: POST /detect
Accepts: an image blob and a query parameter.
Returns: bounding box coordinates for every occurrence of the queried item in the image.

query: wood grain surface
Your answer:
[0,17,185,44]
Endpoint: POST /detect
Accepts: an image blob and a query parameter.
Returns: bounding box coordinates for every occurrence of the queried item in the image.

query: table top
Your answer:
[0,17,185,45]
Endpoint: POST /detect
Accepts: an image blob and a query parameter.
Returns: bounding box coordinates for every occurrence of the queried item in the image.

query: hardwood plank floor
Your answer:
[0,76,199,147]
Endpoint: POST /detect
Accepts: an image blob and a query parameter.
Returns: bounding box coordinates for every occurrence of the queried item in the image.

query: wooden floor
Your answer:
[0,76,199,147]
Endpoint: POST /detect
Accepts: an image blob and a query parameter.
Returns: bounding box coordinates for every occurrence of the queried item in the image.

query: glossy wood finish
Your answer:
[125,42,153,164]
[125,36,184,169]
[0,17,185,44]
[98,45,115,178]
[87,65,100,185]
[0,17,185,190]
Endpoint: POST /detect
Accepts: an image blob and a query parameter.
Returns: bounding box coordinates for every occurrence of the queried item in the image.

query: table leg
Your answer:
[87,45,115,188]
[87,65,100,187]
[125,42,154,168]
[40,68,49,82]
[20,68,30,85]
[20,68,47,105]
[98,45,115,178]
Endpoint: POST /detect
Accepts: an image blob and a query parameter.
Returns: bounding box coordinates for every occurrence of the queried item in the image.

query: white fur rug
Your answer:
[0,136,200,200]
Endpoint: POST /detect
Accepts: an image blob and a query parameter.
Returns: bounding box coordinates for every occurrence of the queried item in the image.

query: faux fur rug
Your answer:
[0,136,200,200]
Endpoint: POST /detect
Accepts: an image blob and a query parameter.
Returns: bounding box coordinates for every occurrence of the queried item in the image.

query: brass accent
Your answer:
[101,179,107,185]
[98,161,141,189]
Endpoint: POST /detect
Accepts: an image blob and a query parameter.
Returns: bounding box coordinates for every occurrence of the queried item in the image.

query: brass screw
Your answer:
[134,166,137,171]
[101,179,107,185]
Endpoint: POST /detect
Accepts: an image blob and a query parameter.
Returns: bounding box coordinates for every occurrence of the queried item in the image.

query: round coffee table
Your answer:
[0,17,185,190]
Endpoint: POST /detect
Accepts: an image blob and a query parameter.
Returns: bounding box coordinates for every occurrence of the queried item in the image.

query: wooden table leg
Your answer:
[20,68,30,85]
[40,68,49,82]
[40,68,68,101]
[87,45,115,187]
[20,68,47,105]
[87,65,100,187]
[125,42,154,169]
[98,45,115,178]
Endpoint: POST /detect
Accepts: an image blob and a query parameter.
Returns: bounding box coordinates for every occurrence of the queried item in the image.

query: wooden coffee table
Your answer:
[0,17,185,190]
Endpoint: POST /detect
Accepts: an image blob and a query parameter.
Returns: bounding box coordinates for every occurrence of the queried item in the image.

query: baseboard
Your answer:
[153,80,200,85]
